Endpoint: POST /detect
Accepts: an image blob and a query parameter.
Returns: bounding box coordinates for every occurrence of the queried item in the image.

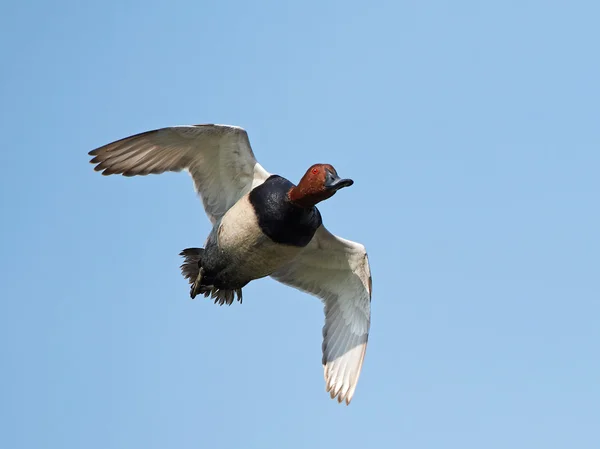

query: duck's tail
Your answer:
[179,248,243,306]
[179,247,204,283]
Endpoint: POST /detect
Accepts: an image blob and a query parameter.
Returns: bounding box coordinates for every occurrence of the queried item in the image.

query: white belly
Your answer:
[217,195,302,279]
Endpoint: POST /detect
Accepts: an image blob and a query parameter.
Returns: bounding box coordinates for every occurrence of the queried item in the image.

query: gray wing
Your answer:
[89,124,271,224]
[270,226,372,405]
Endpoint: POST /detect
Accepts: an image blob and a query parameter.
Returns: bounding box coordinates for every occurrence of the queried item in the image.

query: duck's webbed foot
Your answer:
[190,267,205,299]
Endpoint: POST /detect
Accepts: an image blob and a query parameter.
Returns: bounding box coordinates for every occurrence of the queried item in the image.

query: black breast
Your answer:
[249,175,322,247]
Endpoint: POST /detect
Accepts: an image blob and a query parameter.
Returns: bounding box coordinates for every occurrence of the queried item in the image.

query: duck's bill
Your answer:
[325,174,354,191]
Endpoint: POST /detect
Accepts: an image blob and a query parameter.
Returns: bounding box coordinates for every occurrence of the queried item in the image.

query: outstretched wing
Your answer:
[89,124,271,224]
[270,226,372,405]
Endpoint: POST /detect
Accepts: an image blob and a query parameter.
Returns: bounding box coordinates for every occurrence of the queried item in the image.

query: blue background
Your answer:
[1,1,599,448]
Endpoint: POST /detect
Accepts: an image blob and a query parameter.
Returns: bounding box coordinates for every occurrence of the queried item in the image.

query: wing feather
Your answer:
[89,124,271,223]
[271,226,372,405]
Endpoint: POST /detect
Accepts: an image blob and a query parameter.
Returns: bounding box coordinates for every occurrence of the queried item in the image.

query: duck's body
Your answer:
[89,124,372,405]
[183,175,323,301]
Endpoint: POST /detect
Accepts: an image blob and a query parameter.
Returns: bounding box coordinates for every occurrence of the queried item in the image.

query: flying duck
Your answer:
[88,124,372,405]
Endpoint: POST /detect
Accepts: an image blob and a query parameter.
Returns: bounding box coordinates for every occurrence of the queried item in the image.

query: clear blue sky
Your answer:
[1,1,599,448]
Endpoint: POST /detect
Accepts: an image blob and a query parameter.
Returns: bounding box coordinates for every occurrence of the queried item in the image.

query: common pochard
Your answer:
[89,124,372,405]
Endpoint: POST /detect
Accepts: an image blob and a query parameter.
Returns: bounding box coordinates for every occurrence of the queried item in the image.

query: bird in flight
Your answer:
[89,124,372,405]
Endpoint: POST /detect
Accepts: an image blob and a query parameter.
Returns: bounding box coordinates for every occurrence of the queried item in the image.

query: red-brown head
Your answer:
[288,164,354,208]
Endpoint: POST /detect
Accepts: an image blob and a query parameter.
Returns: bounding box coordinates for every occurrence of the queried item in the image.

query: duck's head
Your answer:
[288,163,354,208]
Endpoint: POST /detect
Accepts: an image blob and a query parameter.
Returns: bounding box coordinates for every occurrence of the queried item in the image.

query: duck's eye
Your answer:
[311,168,319,175]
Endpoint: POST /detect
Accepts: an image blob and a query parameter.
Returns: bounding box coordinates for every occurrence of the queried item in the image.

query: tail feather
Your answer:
[205,287,243,306]
[179,248,243,306]
[179,248,203,284]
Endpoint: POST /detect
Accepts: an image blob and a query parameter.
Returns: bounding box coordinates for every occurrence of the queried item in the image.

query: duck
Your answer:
[88,124,372,405]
